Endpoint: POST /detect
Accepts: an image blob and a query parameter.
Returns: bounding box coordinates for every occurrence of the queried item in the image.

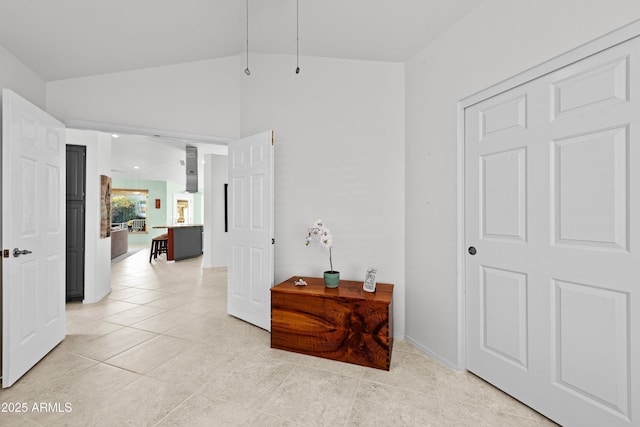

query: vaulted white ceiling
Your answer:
[0,0,483,81]
[0,0,483,184]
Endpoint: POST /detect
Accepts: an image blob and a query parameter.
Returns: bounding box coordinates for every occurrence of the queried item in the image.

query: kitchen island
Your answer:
[153,224,203,261]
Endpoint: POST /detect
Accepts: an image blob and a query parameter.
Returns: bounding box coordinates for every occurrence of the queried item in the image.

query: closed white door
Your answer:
[465,37,640,426]
[227,130,274,331]
[2,89,66,387]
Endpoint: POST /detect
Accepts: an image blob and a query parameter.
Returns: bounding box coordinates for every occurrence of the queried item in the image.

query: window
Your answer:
[111,189,149,233]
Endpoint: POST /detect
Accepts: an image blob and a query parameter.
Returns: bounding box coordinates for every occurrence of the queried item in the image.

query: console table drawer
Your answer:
[270,277,393,370]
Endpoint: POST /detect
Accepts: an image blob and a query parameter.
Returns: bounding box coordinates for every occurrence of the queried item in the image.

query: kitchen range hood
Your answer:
[185,145,198,193]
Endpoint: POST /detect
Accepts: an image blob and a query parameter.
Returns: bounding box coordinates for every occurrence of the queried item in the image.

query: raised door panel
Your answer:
[66,145,85,201]
[66,251,83,301]
[66,206,81,250]
[481,266,528,370]
[552,279,630,418]
[551,126,628,251]
[480,148,527,242]
[480,95,527,140]
[20,157,37,237]
[45,164,61,234]
[551,57,629,120]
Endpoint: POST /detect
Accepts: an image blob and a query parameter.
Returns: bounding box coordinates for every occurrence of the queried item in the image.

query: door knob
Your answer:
[468,246,477,255]
[13,248,33,257]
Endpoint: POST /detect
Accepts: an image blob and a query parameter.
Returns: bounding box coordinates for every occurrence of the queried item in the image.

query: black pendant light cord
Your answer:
[245,0,250,75]
[245,0,300,75]
[295,0,300,74]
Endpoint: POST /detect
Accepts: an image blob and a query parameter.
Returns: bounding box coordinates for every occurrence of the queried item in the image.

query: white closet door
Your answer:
[465,37,640,427]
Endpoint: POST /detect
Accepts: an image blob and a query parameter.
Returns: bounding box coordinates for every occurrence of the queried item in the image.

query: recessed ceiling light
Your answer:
[112,134,119,138]
[133,166,139,169]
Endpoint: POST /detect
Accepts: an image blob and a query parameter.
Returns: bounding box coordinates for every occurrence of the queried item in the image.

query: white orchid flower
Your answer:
[306,220,335,272]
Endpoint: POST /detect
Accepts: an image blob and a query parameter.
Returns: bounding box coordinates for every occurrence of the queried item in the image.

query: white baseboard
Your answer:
[404,335,463,371]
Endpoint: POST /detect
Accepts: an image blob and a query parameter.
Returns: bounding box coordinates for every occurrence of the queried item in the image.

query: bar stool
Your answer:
[149,233,168,262]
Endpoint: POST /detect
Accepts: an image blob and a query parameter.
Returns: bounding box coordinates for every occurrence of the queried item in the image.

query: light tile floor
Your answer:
[0,249,558,426]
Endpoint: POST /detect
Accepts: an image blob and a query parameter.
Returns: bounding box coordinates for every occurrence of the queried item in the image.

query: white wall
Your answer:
[46,56,241,139]
[202,154,229,268]
[240,54,406,337]
[66,129,112,303]
[0,44,45,109]
[405,0,640,366]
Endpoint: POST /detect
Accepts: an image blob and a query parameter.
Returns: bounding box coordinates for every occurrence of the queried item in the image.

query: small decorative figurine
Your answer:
[294,278,308,286]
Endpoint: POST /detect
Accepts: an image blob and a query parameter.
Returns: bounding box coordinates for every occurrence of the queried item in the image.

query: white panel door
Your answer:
[2,89,66,388]
[465,38,640,426]
[227,130,274,331]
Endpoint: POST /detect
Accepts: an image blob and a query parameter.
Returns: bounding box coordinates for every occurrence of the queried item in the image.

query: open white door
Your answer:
[227,130,274,331]
[2,89,66,387]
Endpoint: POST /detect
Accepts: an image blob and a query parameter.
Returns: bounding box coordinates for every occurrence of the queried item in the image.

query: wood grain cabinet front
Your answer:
[270,277,393,370]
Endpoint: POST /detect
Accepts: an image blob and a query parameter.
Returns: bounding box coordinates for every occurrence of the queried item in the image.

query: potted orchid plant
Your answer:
[306,219,339,288]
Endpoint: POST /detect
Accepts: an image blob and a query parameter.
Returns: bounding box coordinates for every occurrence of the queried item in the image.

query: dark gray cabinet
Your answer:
[66,144,86,301]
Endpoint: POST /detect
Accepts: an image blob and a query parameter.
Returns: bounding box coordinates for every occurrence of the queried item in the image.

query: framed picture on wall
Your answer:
[100,175,112,238]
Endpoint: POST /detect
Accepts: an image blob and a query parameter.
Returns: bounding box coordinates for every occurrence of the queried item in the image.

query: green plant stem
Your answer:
[329,247,333,272]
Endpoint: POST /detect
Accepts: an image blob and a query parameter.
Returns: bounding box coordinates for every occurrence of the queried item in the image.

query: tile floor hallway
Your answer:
[0,249,556,426]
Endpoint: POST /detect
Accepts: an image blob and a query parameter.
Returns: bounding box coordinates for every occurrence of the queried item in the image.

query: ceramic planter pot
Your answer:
[323,270,340,288]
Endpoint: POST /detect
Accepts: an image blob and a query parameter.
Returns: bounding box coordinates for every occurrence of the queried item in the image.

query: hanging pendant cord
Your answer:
[295,0,300,74]
[245,0,250,75]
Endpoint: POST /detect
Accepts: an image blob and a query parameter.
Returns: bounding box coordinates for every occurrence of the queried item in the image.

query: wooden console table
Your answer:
[270,276,393,370]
